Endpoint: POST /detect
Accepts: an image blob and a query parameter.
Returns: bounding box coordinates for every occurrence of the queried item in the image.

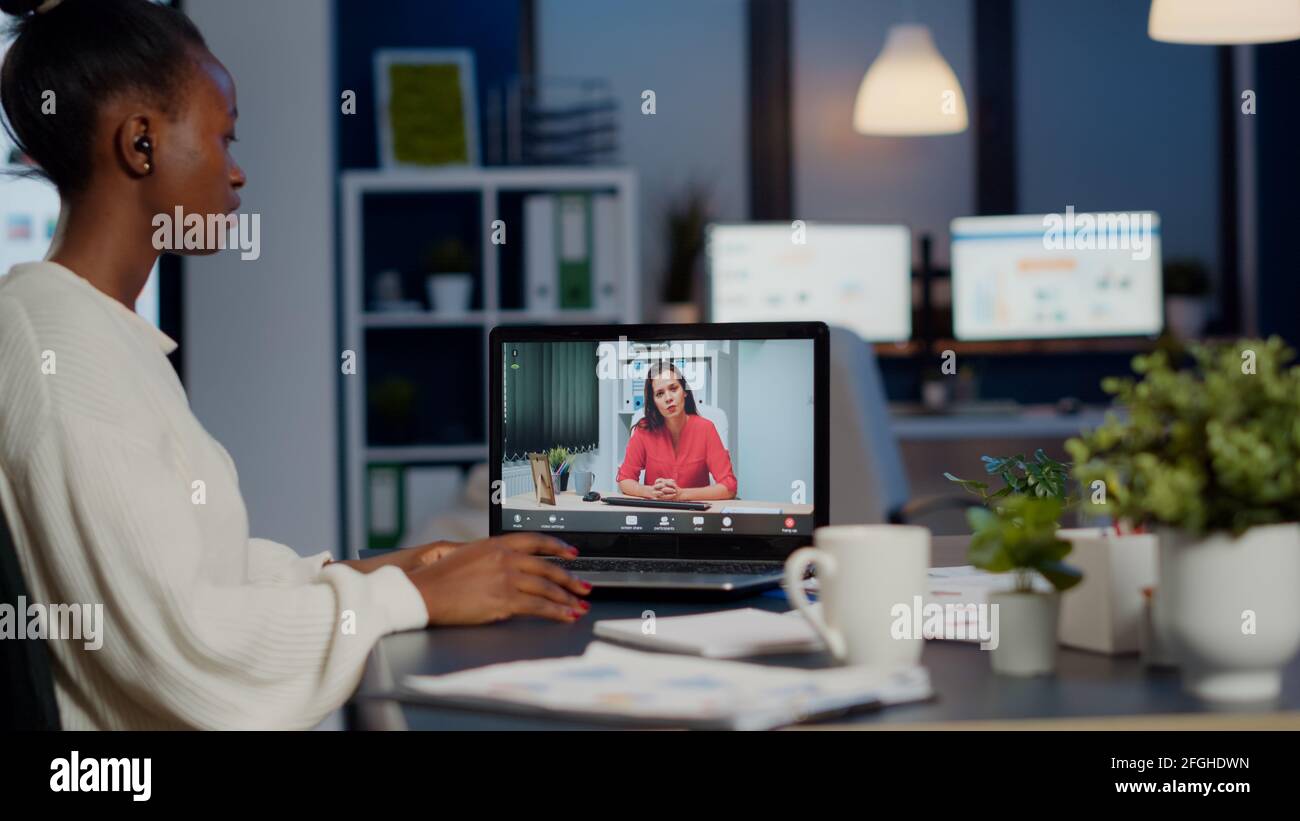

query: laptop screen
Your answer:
[496,333,818,539]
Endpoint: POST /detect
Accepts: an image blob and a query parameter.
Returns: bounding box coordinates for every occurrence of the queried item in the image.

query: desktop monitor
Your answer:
[1,27,163,325]
[0,171,161,326]
[706,223,912,343]
[950,211,1163,341]
[490,322,829,559]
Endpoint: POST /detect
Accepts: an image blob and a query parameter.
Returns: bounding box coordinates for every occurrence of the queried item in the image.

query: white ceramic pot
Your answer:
[988,590,1060,676]
[426,273,474,315]
[1056,528,1157,654]
[1158,523,1300,701]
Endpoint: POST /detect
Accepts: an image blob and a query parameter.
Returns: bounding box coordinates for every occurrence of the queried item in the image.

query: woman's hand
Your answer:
[328,540,464,575]
[406,533,592,626]
[651,479,731,503]
[402,540,463,569]
[650,478,680,499]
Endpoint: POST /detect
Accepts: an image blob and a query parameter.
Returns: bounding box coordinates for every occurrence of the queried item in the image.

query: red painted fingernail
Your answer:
[570,609,584,619]
[578,600,591,611]
[580,581,593,591]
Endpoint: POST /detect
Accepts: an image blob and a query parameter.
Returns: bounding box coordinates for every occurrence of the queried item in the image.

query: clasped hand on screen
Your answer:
[648,477,681,499]
[329,534,591,626]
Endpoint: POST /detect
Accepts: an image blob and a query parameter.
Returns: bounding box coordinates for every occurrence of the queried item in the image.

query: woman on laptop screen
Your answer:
[617,361,737,501]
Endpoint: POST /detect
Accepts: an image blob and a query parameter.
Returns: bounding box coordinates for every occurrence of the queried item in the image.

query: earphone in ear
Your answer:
[134,135,153,174]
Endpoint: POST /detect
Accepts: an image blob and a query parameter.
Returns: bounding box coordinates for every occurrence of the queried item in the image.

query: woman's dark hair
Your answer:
[639,361,698,431]
[0,0,206,194]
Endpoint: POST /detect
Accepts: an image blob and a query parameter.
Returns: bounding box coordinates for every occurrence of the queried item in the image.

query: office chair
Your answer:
[827,325,981,526]
[0,497,62,730]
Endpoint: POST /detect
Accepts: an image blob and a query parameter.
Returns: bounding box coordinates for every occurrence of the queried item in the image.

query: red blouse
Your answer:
[617,413,737,495]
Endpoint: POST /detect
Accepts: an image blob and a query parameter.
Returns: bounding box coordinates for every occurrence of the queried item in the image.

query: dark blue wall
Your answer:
[334,0,521,169]
[1254,40,1300,347]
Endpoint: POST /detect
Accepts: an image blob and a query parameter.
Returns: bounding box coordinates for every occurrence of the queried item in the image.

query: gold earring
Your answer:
[143,161,152,174]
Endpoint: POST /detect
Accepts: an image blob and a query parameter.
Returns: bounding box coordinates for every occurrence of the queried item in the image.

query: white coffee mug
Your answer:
[784,525,930,668]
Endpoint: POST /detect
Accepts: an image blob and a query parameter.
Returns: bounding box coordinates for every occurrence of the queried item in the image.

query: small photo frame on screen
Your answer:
[529,453,556,506]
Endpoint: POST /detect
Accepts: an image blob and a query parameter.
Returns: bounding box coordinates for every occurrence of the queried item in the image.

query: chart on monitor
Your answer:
[0,170,160,327]
[950,212,1162,341]
[706,223,912,343]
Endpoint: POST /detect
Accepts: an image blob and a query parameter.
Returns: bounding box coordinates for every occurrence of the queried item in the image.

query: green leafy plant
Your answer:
[967,495,1082,593]
[1163,258,1211,297]
[945,449,1072,508]
[422,237,474,274]
[547,446,571,472]
[1067,337,1300,536]
[369,377,415,420]
[661,183,711,304]
[367,377,418,444]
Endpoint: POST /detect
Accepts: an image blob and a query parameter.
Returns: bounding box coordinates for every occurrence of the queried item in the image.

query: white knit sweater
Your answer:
[0,261,428,730]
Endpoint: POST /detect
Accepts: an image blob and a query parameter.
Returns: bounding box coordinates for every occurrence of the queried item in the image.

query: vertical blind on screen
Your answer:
[503,341,599,460]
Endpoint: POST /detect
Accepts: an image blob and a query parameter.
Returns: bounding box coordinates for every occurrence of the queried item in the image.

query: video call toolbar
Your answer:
[505,510,812,536]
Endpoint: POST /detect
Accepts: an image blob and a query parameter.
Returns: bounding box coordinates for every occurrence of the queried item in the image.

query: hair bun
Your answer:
[0,0,43,14]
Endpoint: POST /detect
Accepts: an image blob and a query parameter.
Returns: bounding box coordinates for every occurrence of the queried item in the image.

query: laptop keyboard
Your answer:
[548,557,783,576]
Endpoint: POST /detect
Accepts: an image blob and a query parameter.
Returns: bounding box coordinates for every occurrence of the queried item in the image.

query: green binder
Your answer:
[366,463,405,550]
[555,194,593,309]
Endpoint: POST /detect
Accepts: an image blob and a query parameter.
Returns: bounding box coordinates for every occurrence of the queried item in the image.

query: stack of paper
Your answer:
[594,608,824,658]
[925,565,1052,642]
[400,642,932,730]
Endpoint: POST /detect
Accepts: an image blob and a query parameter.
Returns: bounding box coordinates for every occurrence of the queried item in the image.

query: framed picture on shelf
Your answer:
[374,48,479,168]
[529,452,556,506]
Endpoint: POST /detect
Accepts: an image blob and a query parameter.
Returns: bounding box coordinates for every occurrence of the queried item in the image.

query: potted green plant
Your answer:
[945,449,1071,508]
[547,446,572,492]
[423,238,475,316]
[1162,258,1211,339]
[658,183,710,323]
[946,449,1157,655]
[1068,337,1300,701]
[368,377,417,444]
[966,495,1082,676]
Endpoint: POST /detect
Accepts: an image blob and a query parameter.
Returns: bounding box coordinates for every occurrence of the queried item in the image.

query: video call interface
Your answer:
[500,336,816,536]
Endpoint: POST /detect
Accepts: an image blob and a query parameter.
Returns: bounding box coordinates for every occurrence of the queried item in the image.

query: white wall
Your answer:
[586,372,618,495]
[735,339,814,504]
[538,0,749,317]
[183,0,339,557]
[793,0,975,267]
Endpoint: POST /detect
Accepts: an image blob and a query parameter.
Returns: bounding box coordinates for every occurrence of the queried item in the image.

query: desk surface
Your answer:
[355,536,1300,730]
[889,407,1112,441]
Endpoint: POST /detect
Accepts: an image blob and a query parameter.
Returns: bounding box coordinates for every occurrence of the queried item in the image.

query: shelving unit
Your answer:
[341,167,640,553]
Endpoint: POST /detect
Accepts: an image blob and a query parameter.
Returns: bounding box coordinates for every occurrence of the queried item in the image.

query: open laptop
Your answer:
[490,322,829,593]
